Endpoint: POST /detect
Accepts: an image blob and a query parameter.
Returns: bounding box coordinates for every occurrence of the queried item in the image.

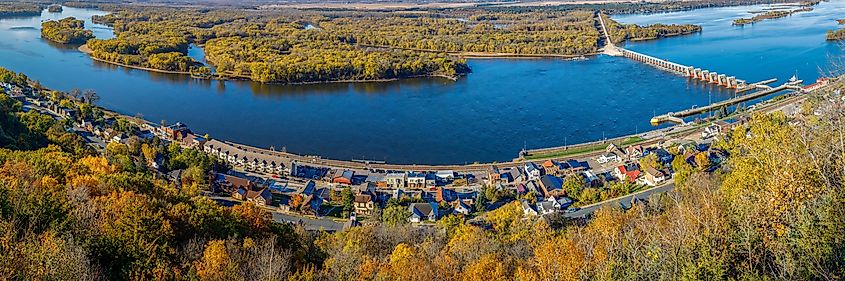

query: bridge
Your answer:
[597,13,748,89]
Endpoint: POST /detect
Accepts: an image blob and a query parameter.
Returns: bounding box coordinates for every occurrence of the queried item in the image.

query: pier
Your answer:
[650,79,805,125]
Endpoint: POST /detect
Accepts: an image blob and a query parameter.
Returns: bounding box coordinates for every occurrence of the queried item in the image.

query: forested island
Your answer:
[0,2,41,17]
[78,5,703,84]
[732,2,817,26]
[601,14,701,44]
[41,17,94,44]
[48,4,63,13]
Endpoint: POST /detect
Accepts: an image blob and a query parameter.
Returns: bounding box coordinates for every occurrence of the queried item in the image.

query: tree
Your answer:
[694,152,711,171]
[638,153,663,170]
[381,205,408,227]
[341,187,354,214]
[82,89,99,105]
[194,240,240,281]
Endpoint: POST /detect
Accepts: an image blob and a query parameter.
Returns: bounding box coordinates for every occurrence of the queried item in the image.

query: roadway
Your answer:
[565,182,676,218]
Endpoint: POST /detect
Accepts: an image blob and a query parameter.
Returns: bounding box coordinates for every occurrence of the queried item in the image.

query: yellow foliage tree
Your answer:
[194,240,241,281]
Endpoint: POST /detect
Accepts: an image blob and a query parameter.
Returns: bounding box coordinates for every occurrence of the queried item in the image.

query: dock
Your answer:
[651,79,804,125]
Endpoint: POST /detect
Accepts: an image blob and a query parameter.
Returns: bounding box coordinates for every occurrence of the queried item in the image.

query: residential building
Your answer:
[487,166,502,185]
[385,173,407,189]
[452,200,472,215]
[538,174,565,198]
[407,172,426,189]
[644,167,666,186]
[536,197,561,215]
[524,162,543,181]
[332,170,355,185]
[409,203,438,223]
[353,193,375,216]
[615,163,641,183]
[597,152,619,164]
[521,200,539,216]
[246,188,273,206]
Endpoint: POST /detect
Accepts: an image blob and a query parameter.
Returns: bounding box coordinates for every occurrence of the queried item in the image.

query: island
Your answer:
[47,4,62,13]
[602,14,701,44]
[79,6,702,84]
[733,6,814,26]
[0,3,41,17]
[41,17,94,44]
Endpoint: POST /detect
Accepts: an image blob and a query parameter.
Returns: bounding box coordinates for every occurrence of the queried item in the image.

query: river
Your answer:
[0,3,842,164]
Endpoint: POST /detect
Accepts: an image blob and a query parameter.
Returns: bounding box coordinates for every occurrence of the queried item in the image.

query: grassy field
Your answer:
[525,136,645,160]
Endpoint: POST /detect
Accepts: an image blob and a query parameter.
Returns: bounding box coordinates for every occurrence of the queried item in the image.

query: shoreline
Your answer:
[79,44,461,84]
[79,44,195,76]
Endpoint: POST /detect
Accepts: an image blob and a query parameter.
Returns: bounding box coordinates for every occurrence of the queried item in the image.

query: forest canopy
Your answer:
[41,17,95,44]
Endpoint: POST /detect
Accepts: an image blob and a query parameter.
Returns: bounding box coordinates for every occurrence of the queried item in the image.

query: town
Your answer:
[1,73,823,231]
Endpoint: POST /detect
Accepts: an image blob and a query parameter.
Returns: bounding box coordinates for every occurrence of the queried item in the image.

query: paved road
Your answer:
[565,182,676,218]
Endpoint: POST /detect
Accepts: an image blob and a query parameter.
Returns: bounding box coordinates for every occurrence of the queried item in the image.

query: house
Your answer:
[536,197,561,215]
[214,173,254,193]
[643,167,666,186]
[160,122,191,141]
[582,170,601,187]
[436,170,455,182]
[538,175,565,198]
[181,133,207,148]
[525,180,542,195]
[487,166,502,185]
[452,200,473,215]
[615,163,641,183]
[407,172,426,189]
[246,188,273,206]
[384,173,406,189]
[542,160,562,175]
[332,170,355,185]
[556,196,574,209]
[232,187,248,200]
[597,152,619,164]
[150,154,165,171]
[606,143,626,158]
[521,200,539,216]
[625,145,645,160]
[353,193,375,216]
[509,167,525,183]
[409,203,438,223]
[524,162,543,181]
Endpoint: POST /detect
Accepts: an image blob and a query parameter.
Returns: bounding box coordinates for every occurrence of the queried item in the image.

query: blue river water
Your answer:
[0,3,842,164]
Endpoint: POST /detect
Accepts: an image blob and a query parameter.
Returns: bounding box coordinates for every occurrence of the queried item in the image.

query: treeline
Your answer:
[342,11,600,55]
[0,77,319,280]
[310,81,845,280]
[0,2,41,17]
[41,17,94,44]
[602,14,701,44]
[86,34,199,72]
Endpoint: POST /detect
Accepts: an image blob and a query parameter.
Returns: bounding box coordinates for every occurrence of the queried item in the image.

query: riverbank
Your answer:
[78,44,195,76]
[80,44,462,84]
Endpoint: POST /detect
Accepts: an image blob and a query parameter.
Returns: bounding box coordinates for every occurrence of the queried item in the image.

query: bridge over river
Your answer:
[597,13,750,89]
[595,12,804,125]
